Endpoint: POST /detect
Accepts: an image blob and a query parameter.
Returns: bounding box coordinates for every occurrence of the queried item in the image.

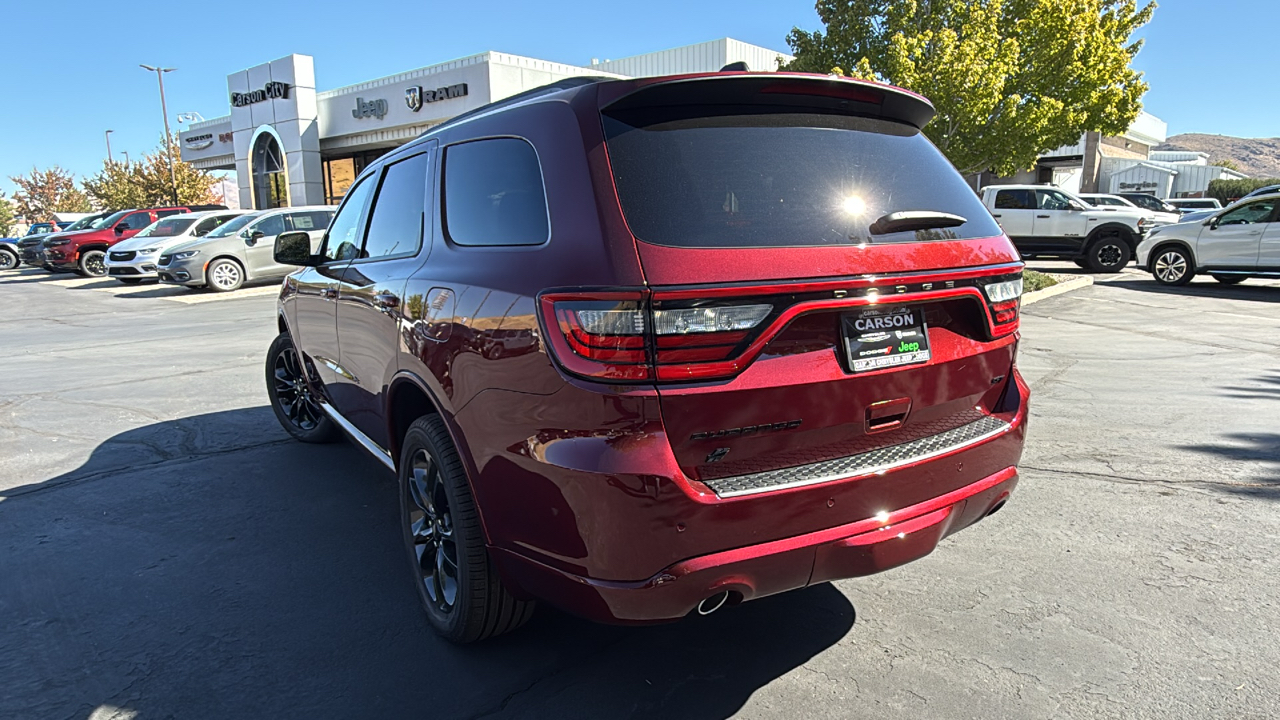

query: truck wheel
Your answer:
[399,414,535,643]
[0,247,17,270]
[1072,259,1089,269]
[1152,246,1195,286]
[78,250,107,277]
[207,258,244,292]
[265,332,338,443]
[1085,231,1131,273]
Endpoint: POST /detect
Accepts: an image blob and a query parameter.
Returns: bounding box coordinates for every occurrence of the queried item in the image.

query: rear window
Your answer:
[443,138,548,247]
[602,110,1000,248]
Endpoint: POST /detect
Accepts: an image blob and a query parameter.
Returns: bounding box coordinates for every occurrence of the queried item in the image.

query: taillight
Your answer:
[539,293,773,383]
[980,276,1022,333]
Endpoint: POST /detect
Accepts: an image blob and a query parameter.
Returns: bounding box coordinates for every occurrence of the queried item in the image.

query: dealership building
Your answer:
[179,39,793,210]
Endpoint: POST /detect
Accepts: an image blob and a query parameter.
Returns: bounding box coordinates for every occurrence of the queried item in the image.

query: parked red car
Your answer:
[43,205,225,276]
[267,72,1029,642]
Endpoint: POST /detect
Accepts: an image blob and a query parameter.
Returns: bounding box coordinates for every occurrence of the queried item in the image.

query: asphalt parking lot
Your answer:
[2,264,1278,720]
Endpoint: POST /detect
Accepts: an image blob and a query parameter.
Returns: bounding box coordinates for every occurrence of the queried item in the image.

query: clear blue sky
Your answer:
[0,0,1272,194]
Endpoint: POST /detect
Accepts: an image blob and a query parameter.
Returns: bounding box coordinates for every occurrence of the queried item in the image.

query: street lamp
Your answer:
[140,64,179,204]
[121,151,130,165]
[104,130,114,162]
[176,112,205,125]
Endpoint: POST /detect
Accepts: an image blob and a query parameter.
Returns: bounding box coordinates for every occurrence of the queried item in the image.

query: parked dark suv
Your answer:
[266,73,1030,643]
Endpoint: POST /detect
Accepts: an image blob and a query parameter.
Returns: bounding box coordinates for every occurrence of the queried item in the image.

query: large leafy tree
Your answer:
[83,135,218,209]
[785,0,1155,176]
[9,167,92,222]
[0,191,16,237]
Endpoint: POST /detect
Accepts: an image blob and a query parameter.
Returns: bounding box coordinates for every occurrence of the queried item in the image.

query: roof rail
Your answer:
[415,76,614,141]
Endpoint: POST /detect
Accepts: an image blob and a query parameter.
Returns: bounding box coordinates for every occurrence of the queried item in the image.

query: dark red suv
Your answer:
[43,205,225,276]
[267,73,1029,643]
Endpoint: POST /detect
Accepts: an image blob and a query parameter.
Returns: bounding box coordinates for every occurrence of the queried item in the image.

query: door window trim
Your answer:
[319,174,377,266]
[347,146,434,266]
[440,135,551,250]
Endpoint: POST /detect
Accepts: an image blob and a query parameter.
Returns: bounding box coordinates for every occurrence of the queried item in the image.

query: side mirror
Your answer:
[1069,202,1085,211]
[114,224,126,233]
[245,229,266,246]
[274,231,317,266]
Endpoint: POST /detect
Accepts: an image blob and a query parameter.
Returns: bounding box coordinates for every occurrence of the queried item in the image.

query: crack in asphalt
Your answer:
[1021,464,1272,493]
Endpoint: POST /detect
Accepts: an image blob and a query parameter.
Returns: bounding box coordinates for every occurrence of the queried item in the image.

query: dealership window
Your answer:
[361,153,430,259]
[442,139,548,246]
[286,211,334,232]
[252,133,289,210]
[323,149,393,205]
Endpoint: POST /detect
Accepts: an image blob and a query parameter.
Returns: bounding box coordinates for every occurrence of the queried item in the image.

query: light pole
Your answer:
[104,130,114,162]
[140,64,179,204]
[121,151,130,165]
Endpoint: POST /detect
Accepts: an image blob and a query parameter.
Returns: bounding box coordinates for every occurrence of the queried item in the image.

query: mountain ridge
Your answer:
[1156,133,1280,179]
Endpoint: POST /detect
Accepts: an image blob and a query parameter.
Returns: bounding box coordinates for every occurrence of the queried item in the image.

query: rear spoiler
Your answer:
[599,73,935,130]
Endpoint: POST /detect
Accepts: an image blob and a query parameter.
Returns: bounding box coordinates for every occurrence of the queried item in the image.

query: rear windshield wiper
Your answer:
[868,211,967,236]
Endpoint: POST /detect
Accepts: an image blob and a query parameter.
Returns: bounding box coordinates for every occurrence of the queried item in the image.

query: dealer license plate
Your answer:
[842,305,931,373]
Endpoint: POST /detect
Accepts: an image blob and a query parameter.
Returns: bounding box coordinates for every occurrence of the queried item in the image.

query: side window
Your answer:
[1217,200,1276,226]
[252,214,286,237]
[993,190,1033,210]
[443,138,548,246]
[285,211,333,232]
[360,153,430,260]
[123,212,152,229]
[194,216,223,236]
[1037,191,1072,211]
[323,176,376,262]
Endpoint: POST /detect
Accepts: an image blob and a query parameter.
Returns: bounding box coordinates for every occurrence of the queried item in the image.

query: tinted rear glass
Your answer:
[602,111,999,248]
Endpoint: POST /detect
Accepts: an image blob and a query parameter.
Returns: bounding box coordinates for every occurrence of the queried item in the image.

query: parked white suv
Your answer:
[105,210,250,283]
[980,184,1150,272]
[1078,193,1179,227]
[1167,197,1222,213]
[1136,193,1280,285]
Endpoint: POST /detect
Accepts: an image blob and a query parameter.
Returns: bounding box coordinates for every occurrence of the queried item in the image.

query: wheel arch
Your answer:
[76,244,111,258]
[1086,222,1137,249]
[1148,238,1198,270]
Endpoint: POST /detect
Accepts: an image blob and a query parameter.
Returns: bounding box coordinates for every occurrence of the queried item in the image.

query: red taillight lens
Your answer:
[540,294,773,383]
[991,299,1019,326]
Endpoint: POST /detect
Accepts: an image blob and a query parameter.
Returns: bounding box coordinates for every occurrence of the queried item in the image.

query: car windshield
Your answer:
[99,210,132,227]
[204,213,260,238]
[602,110,1000,247]
[134,217,198,238]
[64,216,98,231]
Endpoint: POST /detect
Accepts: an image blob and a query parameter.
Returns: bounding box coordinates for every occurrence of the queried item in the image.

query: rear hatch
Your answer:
[597,75,1023,490]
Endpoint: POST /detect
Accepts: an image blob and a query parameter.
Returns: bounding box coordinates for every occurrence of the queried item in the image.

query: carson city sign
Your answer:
[230,81,291,107]
[405,83,468,112]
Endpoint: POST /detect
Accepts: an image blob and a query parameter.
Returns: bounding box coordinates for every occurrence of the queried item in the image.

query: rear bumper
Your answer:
[492,466,1018,623]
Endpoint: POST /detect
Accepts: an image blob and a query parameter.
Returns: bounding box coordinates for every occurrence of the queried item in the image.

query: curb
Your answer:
[1022,275,1094,306]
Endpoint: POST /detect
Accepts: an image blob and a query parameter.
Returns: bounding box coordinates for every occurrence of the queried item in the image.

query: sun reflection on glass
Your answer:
[841,195,867,215]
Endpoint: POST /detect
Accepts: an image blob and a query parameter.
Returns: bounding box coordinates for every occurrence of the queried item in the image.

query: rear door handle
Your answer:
[866,397,912,434]
[1036,214,1051,218]
[991,214,1002,218]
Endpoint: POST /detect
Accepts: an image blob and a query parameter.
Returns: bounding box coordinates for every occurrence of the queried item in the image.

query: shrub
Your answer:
[1208,178,1280,205]
[1023,270,1058,293]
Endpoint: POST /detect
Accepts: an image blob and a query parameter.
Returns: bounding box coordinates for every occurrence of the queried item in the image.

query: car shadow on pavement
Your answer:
[1101,278,1280,303]
[0,408,856,720]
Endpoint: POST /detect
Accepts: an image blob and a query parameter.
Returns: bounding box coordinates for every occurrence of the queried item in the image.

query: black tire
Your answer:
[0,247,17,271]
[265,332,339,443]
[1151,245,1195,286]
[78,250,107,277]
[1072,258,1090,269]
[399,414,534,643]
[207,258,245,292]
[1085,231,1132,273]
[1211,275,1246,285]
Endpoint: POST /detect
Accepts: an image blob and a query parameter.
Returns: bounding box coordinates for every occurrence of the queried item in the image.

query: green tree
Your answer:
[0,191,16,237]
[83,135,218,209]
[9,166,92,222]
[1210,159,1240,171]
[785,0,1156,176]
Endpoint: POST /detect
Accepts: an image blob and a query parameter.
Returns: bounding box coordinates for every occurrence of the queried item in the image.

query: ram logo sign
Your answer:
[406,83,468,112]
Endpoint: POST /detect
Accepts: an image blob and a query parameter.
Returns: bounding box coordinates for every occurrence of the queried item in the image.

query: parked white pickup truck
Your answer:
[980,184,1151,272]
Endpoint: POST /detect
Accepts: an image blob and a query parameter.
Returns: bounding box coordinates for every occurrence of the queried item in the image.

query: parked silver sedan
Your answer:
[157,206,334,292]
[104,210,250,283]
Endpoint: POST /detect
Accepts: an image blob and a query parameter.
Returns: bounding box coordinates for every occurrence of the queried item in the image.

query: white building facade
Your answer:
[179,39,793,210]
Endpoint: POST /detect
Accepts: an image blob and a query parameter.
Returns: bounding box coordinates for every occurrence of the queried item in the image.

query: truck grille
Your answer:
[701,415,1012,498]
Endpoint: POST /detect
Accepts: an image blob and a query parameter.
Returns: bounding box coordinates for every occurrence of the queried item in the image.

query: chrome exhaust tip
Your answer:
[697,590,730,616]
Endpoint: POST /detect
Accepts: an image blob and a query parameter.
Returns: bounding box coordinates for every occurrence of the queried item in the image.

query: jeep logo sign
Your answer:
[352,97,389,120]
[406,83,468,112]
[230,81,290,107]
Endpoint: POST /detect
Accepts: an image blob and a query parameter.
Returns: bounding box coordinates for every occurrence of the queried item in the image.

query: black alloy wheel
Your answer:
[1086,231,1132,273]
[79,250,107,277]
[398,415,534,643]
[265,333,338,443]
[0,247,17,270]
